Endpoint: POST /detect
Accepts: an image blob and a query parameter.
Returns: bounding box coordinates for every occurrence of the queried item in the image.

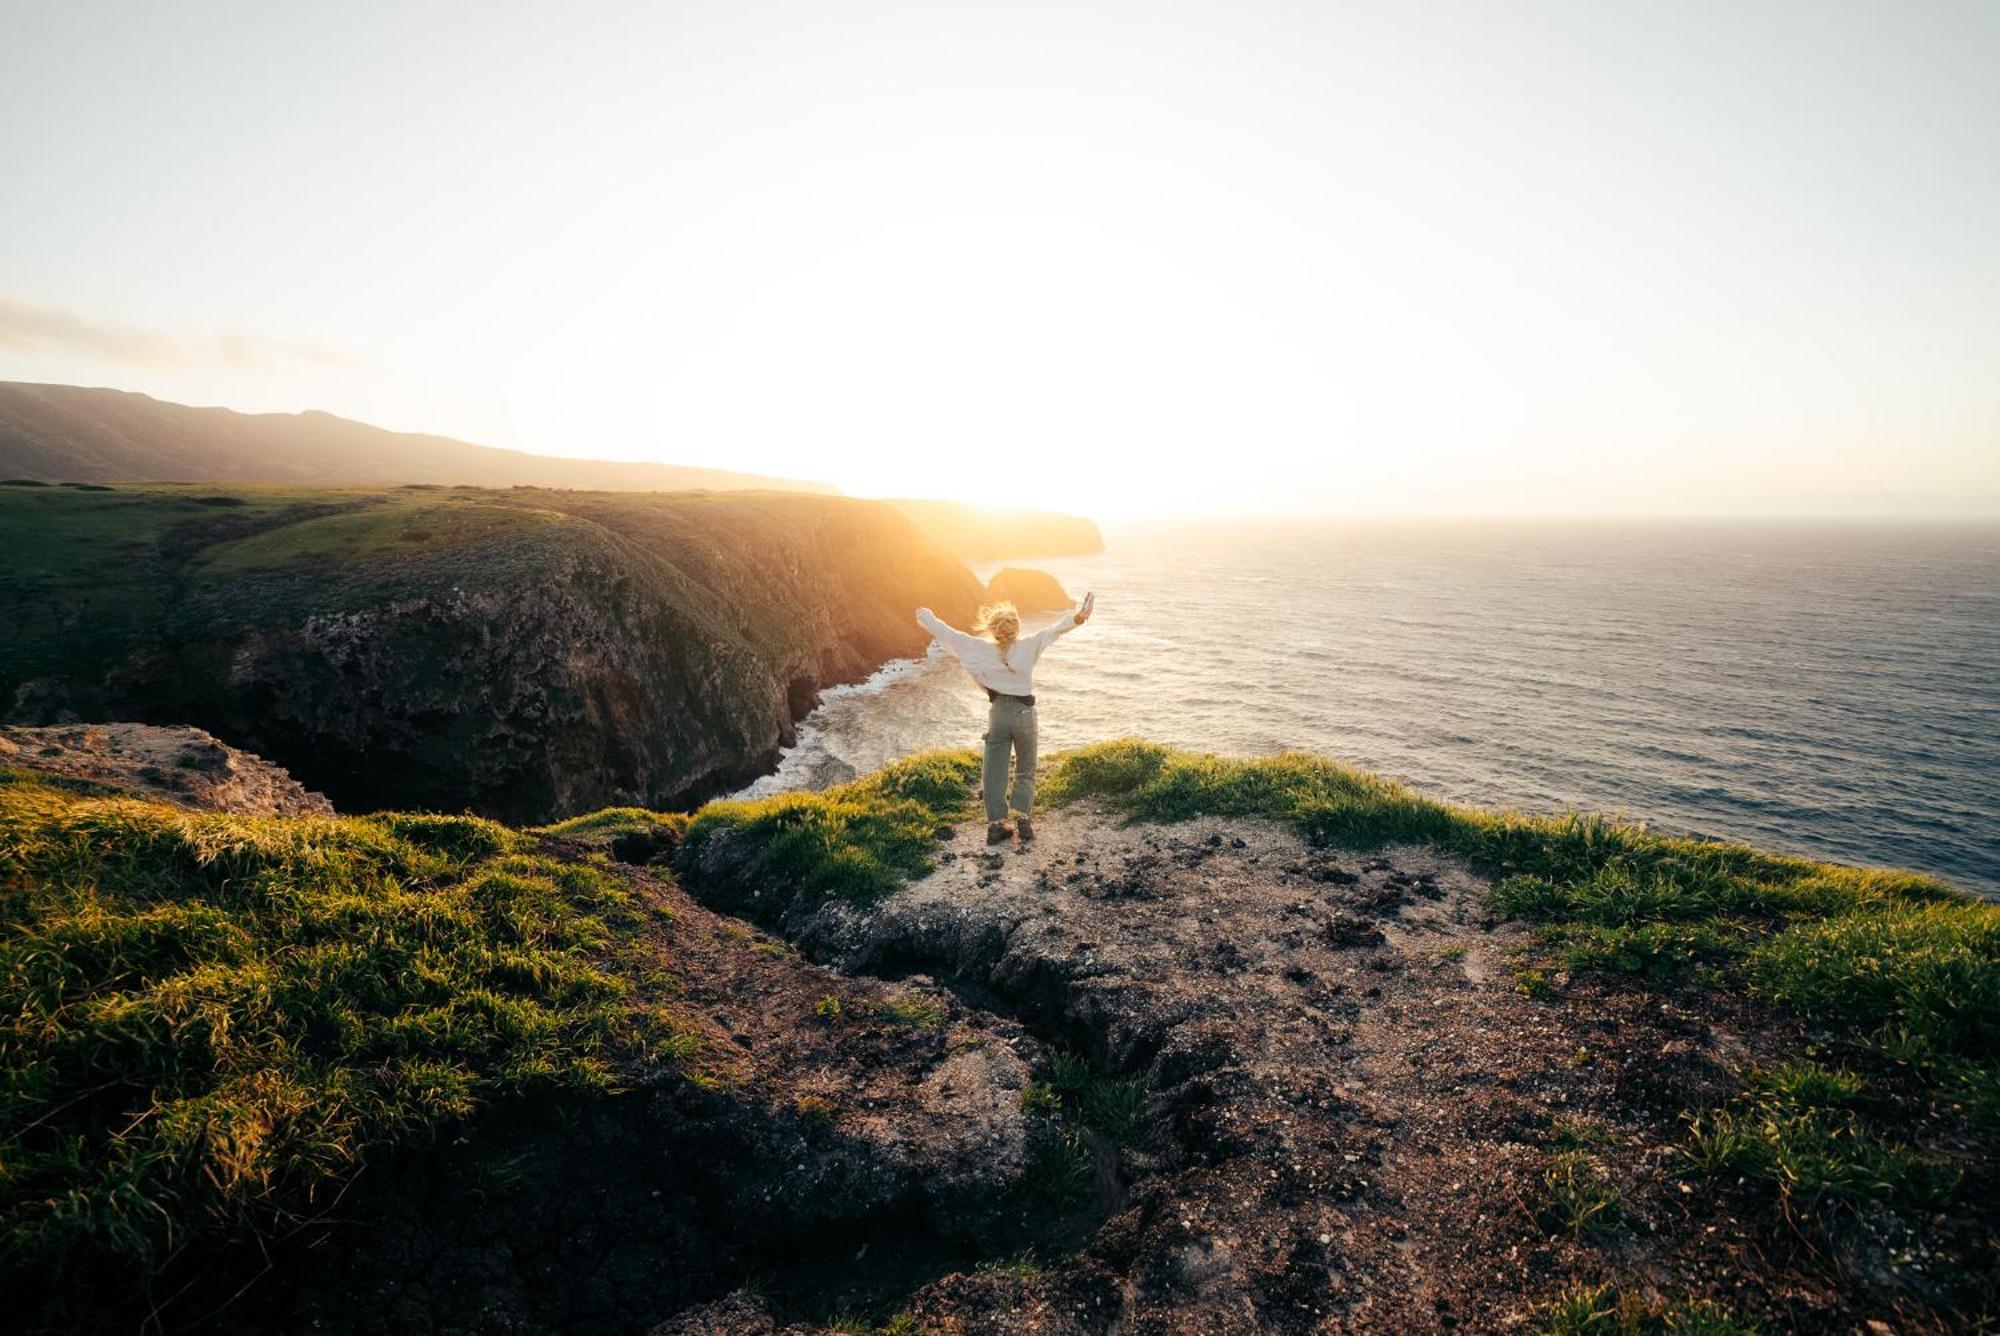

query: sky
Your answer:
[2,0,1996,518]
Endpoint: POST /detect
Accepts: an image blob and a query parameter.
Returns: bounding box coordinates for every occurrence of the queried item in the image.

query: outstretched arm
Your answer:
[916,606,986,660]
[1027,591,1094,649]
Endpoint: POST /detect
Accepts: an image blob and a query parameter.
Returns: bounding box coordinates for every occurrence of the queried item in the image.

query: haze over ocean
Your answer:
[740,520,2000,895]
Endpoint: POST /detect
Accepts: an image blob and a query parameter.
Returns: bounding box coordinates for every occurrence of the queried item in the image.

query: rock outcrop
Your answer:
[0,486,981,821]
[983,565,1071,612]
[0,722,333,815]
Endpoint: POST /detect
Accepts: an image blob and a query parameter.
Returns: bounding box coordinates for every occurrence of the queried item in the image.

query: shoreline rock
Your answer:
[983,566,1071,613]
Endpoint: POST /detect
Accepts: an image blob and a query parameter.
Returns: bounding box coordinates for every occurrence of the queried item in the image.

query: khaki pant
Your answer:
[982,695,1039,823]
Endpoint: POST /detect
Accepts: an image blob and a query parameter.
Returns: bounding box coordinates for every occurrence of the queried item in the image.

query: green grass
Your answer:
[1020,1081,1063,1115]
[1748,902,2000,1062]
[1044,1051,1146,1144]
[1014,1051,1147,1208]
[1543,1151,1622,1239]
[0,772,689,1312]
[190,500,564,575]
[676,750,979,910]
[878,992,947,1029]
[1547,1116,1614,1150]
[1680,1061,1955,1207]
[1024,1122,1095,1203]
[534,807,691,847]
[1534,1284,1760,1335]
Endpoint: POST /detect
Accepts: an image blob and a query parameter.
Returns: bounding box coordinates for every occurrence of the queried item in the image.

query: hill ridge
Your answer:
[0,380,836,492]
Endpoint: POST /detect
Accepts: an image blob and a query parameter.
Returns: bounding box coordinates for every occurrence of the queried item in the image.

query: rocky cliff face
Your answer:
[0,486,981,821]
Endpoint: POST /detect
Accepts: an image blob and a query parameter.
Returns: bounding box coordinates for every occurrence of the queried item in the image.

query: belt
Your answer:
[987,689,1035,706]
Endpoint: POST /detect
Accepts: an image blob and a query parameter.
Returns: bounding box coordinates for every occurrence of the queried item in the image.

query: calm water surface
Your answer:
[741,521,1999,895]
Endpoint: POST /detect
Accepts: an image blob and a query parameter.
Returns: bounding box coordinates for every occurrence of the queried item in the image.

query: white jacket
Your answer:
[916,606,1079,696]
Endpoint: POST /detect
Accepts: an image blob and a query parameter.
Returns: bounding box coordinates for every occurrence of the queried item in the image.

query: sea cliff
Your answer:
[0,483,980,820]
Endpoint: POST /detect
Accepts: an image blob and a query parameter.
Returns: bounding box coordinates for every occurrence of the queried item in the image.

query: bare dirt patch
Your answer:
[673,805,1981,1332]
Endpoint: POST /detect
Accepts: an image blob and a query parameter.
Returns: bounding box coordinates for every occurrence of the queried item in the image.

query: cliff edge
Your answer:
[0,484,981,821]
[3,743,1991,1334]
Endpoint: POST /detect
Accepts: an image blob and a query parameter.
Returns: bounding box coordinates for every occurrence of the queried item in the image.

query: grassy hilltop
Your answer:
[0,482,982,820]
[2,741,1993,1332]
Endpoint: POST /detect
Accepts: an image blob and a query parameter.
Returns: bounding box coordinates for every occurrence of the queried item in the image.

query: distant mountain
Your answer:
[0,381,834,493]
[886,499,1104,559]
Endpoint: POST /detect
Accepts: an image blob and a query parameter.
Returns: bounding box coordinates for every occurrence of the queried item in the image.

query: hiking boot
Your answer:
[986,821,1014,845]
[1016,816,1036,843]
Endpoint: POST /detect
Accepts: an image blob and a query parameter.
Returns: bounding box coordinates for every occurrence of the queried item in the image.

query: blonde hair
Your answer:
[974,601,1021,663]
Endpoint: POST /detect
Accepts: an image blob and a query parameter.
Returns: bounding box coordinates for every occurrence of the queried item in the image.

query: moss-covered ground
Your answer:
[0,769,689,1317]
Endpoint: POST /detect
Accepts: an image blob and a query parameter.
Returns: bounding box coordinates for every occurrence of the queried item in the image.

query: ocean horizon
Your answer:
[741,517,2000,896]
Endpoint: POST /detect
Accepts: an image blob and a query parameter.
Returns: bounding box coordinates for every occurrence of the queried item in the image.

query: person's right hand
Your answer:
[1074,591,1095,625]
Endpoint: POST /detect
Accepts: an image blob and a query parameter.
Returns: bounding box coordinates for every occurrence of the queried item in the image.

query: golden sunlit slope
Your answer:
[0,381,835,493]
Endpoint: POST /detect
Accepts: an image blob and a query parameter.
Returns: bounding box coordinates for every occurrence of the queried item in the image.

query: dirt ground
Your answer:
[668,805,1993,1333]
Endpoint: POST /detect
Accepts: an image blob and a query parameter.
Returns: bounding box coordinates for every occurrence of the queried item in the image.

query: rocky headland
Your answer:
[983,566,1072,612]
[0,483,982,821]
[887,500,1104,559]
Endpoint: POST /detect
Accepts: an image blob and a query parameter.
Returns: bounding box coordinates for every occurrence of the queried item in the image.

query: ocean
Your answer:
[738,520,2000,896]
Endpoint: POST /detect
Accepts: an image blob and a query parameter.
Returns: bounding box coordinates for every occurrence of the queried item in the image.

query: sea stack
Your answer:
[983,566,1071,612]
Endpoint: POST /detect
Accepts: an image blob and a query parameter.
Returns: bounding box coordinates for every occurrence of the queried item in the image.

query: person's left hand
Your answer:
[1074,591,1095,625]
